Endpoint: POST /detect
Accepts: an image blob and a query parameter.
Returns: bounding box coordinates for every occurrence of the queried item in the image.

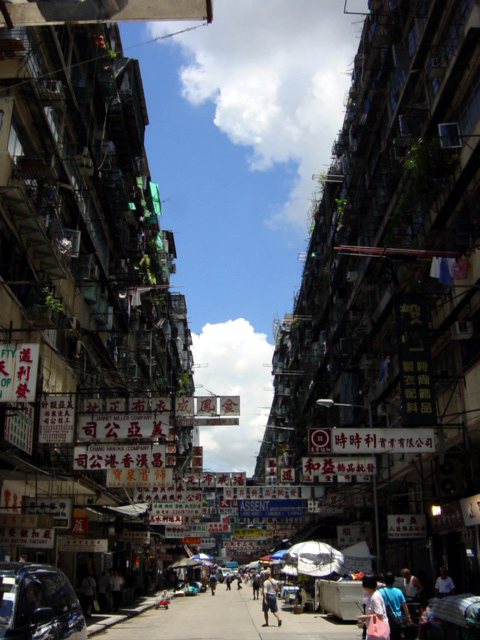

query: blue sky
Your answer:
[118,2,365,474]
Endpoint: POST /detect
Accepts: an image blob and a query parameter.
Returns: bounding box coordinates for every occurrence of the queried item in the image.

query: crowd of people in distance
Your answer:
[79,567,144,616]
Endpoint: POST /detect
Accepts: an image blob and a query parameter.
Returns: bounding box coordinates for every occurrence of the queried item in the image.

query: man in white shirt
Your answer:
[261,569,282,628]
[435,566,455,598]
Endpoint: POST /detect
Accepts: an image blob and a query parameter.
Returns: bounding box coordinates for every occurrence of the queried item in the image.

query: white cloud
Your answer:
[192,319,274,476]
[149,1,363,233]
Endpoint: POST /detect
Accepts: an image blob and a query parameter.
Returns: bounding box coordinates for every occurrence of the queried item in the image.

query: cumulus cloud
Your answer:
[149,1,364,233]
[192,319,274,475]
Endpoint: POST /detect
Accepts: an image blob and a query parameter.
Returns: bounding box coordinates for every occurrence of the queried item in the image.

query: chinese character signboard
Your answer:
[107,468,173,488]
[24,497,72,529]
[77,414,169,440]
[394,295,437,426]
[58,537,108,553]
[4,402,34,454]
[337,523,373,548]
[39,395,75,443]
[0,344,40,403]
[301,456,376,480]
[73,444,165,470]
[0,527,54,548]
[430,501,464,534]
[387,514,427,539]
[330,428,435,453]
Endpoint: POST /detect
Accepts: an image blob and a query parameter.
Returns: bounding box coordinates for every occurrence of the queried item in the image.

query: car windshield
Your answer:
[0,573,17,629]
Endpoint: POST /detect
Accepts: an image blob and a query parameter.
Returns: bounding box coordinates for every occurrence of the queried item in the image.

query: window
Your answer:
[458,68,480,137]
[7,122,24,158]
[38,572,78,615]
[17,577,45,625]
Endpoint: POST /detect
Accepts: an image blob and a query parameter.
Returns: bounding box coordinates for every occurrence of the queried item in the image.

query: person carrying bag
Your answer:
[358,575,390,640]
[379,572,412,640]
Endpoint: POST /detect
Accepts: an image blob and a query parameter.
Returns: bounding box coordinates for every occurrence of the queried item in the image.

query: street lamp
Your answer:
[316,398,381,571]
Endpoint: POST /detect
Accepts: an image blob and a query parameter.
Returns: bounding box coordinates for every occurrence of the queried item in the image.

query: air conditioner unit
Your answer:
[346,271,358,283]
[451,320,473,340]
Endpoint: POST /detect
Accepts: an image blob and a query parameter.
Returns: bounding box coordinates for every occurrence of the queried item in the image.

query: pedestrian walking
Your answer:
[209,573,217,596]
[252,572,261,600]
[111,570,124,611]
[379,572,412,640]
[357,575,389,638]
[97,571,107,612]
[225,574,232,590]
[80,570,96,618]
[236,573,243,590]
[261,569,282,627]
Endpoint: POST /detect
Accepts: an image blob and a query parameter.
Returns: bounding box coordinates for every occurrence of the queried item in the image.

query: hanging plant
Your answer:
[42,287,62,314]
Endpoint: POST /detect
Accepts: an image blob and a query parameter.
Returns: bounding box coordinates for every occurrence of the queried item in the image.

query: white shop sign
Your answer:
[74,444,165,470]
[57,537,109,553]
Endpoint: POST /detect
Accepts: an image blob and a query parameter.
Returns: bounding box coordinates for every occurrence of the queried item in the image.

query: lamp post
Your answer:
[316,398,381,571]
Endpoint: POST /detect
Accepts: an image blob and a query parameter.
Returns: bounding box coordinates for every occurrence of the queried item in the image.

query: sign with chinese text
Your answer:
[150,504,202,517]
[0,513,46,528]
[77,414,169,440]
[301,456,376,479]
[24,497,72,529]
[182,537,200,545]
[232,528,266,539]
[394,295,437,425]
[4,402,34,454]
[39,395,75,443]
[308,428,332,453]
[57,537,108,553]
[0,344,40,403]
[387,514,427,539]
[330,428,435,453]
[0,527,54,548]
[278,468,296,483]
[237,499,304,519]
[73,444,166,470]
[123,531,150,544]
[107,468,173,488]
[460,493,480,527]
[337,523,373,548]
[430,501,464,533]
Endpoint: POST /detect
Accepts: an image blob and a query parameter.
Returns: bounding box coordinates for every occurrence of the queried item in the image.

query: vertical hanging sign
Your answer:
[0,344,40,403]
[394,295,437,426]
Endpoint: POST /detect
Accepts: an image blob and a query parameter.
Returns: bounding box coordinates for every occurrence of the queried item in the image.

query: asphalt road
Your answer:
[92,583,364,640]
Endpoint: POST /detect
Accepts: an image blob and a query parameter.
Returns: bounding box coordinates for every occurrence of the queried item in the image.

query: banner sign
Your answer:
[430,501,464,534]
[24,497,72,529]
[150,504,203,517]
[77,414,169,440]
[4,402,34,455]
[107,468,173,488]
[0,527,54,548]
[1,1,212,26]
[73,444,166,470]
[237,499,304,519]
[39,395,75,443]
[232,528,266,540]
[0,513,48,528]
[460,493,480,527]
[337,523,373,548]
[0,344,40,403]
[387,514,427,539]
[394,295,437,426]
[188,523,230,534]
[301,456,376,479]
[57,537,108,553]
[332,428,434,453]
[123,531,150,544]
[154,516,183,525]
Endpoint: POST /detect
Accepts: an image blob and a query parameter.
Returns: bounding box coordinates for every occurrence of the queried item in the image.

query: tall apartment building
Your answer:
[0,22,195,575]
[256,0,480,593]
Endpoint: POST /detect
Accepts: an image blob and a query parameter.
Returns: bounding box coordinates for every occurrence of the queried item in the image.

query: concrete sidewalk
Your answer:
[86,592,160,636]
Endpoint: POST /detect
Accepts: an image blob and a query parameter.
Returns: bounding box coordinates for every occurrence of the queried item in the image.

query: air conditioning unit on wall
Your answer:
[451,321,473,340]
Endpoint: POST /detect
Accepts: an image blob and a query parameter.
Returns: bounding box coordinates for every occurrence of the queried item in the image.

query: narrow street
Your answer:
[91,584,363,640]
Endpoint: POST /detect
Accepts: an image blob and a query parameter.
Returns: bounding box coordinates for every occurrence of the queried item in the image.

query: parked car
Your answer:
[0,562,87,640]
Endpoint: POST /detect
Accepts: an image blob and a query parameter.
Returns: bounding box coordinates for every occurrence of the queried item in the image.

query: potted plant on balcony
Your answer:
[24,287,62,327]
